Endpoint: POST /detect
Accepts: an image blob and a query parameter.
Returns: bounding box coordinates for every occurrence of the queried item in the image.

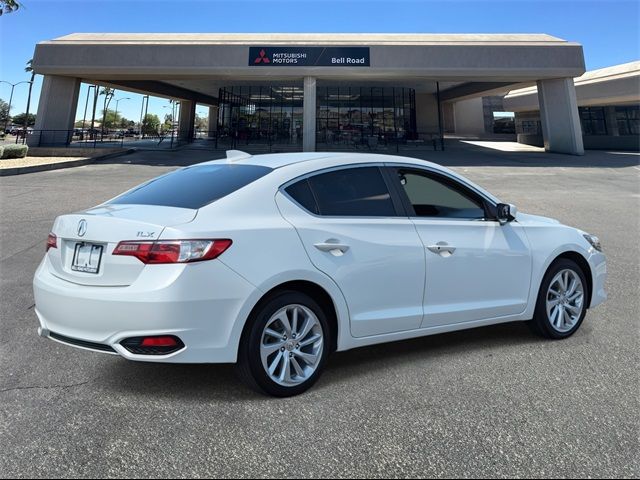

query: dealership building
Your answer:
[31,33,590,154]
[504,61,639,151]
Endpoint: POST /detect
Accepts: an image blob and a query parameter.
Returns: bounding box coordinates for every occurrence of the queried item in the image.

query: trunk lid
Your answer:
[47,204,196,286]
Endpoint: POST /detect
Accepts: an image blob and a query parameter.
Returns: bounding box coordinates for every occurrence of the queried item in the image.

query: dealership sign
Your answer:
[249,47,370,67]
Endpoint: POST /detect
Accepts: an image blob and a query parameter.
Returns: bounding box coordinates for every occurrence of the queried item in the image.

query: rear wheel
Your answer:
[529,258,588,339]
[237,291,329,397]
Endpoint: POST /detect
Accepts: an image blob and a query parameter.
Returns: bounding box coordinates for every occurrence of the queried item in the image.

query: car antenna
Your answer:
[226,150,252,162]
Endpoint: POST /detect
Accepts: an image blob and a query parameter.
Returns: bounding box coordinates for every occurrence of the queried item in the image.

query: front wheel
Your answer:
[237,291,329,397]
[529,258,588,339]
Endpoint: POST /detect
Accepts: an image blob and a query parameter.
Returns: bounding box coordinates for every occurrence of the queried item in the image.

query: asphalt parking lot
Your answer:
[1,143,638,478]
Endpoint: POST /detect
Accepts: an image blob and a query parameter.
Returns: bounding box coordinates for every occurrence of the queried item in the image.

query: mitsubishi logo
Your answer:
[254,49,270,64]
[77,219,87,237]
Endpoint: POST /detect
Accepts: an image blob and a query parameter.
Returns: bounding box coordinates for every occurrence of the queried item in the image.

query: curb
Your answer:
[0,148,137,176]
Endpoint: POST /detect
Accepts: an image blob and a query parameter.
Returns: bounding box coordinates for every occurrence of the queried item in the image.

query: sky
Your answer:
[0,0,638,124]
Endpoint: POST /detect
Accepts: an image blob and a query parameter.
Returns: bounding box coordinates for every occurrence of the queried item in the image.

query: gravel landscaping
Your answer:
[0,156,90,169]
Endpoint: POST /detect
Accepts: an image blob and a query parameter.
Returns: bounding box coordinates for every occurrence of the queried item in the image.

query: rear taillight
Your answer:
[112,239,232,264]
[46,233,57,252]
[120,335,185,355]
[141,336,179,348]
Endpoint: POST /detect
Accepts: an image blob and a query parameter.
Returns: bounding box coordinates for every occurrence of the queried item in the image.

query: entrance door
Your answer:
[217,86,304,149]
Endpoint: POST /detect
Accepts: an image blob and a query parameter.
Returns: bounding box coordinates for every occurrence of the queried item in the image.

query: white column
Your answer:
[303,77,316,152]
[29,75,81,146]
[537,78,584,155]
[178,100,196,142]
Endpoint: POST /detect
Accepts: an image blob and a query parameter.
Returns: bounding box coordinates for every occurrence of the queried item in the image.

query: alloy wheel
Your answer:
[260,304,324,387]
[545,269,585,333]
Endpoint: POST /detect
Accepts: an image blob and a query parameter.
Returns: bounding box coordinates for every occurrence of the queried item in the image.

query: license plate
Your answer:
[71,242,104,274]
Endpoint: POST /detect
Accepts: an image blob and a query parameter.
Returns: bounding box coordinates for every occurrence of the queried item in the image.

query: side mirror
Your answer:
[496,203,518,225]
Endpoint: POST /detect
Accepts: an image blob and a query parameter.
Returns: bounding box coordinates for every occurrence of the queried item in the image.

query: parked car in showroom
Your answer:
[33,151,607,396]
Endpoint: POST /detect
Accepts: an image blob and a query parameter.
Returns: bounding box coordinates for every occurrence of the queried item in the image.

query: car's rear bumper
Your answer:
[33,256,257,363]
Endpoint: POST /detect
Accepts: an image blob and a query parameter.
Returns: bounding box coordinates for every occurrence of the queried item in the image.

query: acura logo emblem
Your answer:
[77,219,87,237]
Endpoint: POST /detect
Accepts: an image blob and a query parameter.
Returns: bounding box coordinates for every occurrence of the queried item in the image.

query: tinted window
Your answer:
[285,179,319,214]
[109,164,272,209]
[307,167,396,217]
[398,169,485,219]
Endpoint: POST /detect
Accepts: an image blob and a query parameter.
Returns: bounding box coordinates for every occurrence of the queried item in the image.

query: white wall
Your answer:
[453,97,485,135]
[415,93,440,133]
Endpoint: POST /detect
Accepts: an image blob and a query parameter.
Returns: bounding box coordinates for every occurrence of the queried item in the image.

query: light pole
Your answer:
[139,95,149,138]
[1,80,32,133]
[163,101,177,148]
[197,109,207,138]
[114,97,130,146]
[113,97,130,131]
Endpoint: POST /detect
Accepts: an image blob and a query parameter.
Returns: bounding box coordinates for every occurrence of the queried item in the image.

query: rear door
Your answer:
[385,165,532,327]
[276,165,426,338]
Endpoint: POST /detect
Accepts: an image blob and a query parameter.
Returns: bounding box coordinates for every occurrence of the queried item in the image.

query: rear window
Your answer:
[305,167,396,217]
[109,164,272,209]
[285,179,319,215]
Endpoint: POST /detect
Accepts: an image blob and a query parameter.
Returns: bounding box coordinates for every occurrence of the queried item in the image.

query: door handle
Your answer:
[427,242,456,256]
[314,241,350,256]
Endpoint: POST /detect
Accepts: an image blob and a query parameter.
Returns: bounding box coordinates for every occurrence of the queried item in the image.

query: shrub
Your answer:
[1,144,28,159]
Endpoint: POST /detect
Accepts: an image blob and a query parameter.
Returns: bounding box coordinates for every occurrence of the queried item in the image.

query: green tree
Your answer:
[195,113,208,131]
[0,98,9,126]
[142,113,160,135]
[163,113,173,132]
[0,0,20,15]
[11,112,36,127]
[23,59,36,130]
[101,109,124,129]
[99,87,115,133]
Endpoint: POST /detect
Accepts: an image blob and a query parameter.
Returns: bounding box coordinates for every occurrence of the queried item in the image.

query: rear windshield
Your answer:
[109,164,273,209]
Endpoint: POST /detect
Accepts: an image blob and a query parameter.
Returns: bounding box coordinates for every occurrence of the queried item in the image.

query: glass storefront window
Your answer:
[217,85,417,148]
[518,120,540,135]
[218,85,304,146]
[315,86,416,147]
[616,106,639,136]
[579,107,607,135]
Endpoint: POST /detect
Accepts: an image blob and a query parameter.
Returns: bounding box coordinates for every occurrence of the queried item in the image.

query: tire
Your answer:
[528,258,589,339]
[237,291,330,397]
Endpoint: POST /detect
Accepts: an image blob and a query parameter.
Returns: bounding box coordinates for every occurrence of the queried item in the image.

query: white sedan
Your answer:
[33,151,607,396]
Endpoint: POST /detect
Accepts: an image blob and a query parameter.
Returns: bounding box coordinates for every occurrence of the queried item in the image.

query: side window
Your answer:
[306,167,396,217]
[397,169,486,219]
[285,179,319,215]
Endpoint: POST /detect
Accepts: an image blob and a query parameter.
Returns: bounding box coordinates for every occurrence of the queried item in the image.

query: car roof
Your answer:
[195,151,500,205]
[199,151,443,170]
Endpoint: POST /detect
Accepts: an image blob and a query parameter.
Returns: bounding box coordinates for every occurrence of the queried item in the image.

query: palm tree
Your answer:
[1,0,20,16]
[23,59,35,136]
[99,87,115,137]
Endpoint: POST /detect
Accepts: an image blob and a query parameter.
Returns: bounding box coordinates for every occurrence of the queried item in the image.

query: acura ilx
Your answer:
[33,151,607,396]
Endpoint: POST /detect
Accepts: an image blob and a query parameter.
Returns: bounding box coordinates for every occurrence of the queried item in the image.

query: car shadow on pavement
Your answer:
[318,321,542,390]
[98,321,541,401]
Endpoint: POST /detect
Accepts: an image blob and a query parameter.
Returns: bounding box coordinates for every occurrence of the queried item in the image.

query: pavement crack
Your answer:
[0,380,91,395]
[0,239,44,263]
